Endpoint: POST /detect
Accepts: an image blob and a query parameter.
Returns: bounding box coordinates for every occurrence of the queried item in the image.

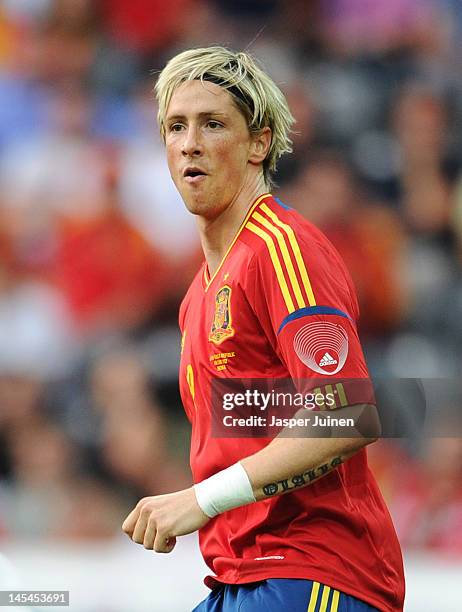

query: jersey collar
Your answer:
[203,193,271,291]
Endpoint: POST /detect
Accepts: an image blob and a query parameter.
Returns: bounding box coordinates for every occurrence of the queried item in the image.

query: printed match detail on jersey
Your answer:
[246,202,316,314]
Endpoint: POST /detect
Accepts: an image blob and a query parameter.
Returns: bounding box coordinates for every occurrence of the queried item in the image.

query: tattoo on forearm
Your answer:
[262,456,344,497]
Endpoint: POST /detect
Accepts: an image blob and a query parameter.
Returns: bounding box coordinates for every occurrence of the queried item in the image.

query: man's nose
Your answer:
[181,126,202,156]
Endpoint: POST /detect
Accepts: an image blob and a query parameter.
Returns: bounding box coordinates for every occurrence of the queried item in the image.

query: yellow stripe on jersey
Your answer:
[319,585,331,612]
[324,384,333,408]
[260,203,316,306]
[247,221,295,313]
[330,589,340,612]
[307,581,320,612]
[335,383,348,407]
[252,211,306,309]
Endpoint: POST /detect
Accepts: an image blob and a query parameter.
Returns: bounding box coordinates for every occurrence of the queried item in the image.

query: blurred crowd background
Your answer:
[0,0,462,562]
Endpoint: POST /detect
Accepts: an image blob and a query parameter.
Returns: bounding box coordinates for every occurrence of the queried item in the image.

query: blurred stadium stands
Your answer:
[0,1,461,610]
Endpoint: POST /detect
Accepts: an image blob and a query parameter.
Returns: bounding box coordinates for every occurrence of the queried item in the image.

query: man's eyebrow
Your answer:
[166,111,228,121]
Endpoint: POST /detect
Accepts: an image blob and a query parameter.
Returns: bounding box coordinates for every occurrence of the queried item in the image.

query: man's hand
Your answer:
[122,487,210,553]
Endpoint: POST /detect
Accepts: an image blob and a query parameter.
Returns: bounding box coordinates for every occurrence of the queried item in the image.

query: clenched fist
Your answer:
[122,487,210,553]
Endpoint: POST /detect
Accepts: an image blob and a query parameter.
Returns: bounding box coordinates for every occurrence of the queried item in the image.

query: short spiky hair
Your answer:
[155,46,295,187]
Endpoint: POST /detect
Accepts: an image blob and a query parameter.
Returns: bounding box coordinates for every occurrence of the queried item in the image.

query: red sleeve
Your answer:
[247,228,373,405]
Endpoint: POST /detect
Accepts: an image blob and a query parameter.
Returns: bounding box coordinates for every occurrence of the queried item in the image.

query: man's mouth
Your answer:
[183,167,207,183]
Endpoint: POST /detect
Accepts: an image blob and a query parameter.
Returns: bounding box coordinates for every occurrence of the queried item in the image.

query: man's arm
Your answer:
[244,401,380,499]
[122,402,378,553]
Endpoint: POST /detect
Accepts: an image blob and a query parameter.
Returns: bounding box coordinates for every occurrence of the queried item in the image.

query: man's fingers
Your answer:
[122,507,140,535]
[122,489,205,552]
[132,511,150,544]
[143,519,157,550]
[122,505,161,549]
[165,537,177,553]
[154,532,177,553]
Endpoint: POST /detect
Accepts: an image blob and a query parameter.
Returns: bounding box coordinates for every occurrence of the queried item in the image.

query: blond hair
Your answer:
[155,46,295,187]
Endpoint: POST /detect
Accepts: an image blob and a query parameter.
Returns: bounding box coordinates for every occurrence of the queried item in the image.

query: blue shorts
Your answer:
[192,579,378,612]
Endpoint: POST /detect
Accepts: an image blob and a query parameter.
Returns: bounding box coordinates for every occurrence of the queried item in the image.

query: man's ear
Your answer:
[249,127,272,165]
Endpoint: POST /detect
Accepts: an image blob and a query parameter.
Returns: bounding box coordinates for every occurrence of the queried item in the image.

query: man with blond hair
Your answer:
[122,46,404,612]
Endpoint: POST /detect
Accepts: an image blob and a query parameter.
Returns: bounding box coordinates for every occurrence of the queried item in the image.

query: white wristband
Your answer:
[194,462,256,518]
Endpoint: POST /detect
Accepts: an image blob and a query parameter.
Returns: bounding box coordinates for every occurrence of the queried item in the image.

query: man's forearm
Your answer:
[241,436,361,501]
[194,402,378,516]
[241,403,378,500]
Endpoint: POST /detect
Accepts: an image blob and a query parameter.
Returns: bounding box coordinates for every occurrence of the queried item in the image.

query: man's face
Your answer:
[164,80,255,219]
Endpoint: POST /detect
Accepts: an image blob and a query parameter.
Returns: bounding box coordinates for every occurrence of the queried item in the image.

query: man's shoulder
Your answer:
[240,194,343,276]
[239,194,357,317]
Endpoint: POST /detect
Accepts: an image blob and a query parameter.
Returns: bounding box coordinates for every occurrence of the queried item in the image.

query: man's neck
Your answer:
[198,177,268,279]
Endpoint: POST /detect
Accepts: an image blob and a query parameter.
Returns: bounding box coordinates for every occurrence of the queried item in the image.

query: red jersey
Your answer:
[179,193,405,612]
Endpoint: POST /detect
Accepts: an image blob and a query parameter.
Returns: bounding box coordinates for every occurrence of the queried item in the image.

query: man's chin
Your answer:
[178,188,211,213]
[183,198,208,216]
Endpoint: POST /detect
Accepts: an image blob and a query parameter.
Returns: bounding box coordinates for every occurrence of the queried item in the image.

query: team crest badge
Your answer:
[209,285,235,345]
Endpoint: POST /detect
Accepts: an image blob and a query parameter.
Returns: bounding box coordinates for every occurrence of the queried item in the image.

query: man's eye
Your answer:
[170,123,184,132]
[207,121,222,129]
